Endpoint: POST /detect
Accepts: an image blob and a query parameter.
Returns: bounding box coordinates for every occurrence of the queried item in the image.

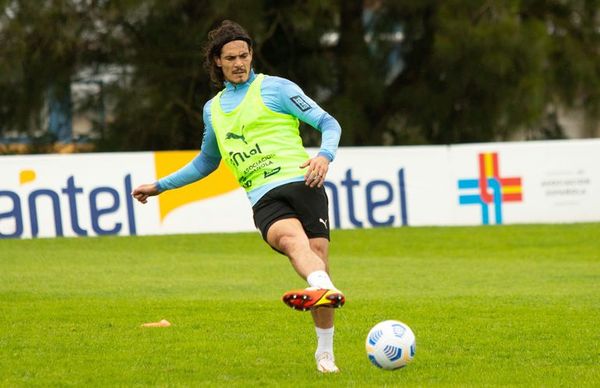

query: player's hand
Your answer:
[131,183,159,204]
[300,155,330,188]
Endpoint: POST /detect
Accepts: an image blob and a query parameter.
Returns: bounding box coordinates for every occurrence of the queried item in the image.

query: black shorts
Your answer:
[252,181,330,241]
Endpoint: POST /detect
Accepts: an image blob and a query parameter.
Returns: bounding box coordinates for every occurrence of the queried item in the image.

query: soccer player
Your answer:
[131,20,345,373]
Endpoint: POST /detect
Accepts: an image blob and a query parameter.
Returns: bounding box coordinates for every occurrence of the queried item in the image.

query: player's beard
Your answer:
[230,67,248,83]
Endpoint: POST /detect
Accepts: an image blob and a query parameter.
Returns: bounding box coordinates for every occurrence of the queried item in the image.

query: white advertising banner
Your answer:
[449,140,600,225]
[0,153,154,238]
[1,139,599,239]
[323,145,452,228]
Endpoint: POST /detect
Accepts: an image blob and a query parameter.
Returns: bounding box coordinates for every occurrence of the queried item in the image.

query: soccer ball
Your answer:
[365,320,416,370]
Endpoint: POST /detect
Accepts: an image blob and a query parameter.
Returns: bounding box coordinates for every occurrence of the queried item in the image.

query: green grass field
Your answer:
[1,224,599,387]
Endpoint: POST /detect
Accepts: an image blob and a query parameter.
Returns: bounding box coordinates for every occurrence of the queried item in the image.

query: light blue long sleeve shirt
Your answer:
[157,70,342,205]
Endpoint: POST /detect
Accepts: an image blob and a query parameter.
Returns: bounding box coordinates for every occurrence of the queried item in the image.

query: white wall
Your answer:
[1,139,599,239]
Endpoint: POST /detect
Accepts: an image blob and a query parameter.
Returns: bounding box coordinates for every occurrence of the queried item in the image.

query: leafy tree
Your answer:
[0,0,598,152]
[78,0,338,151]
[0,0,97,139]
[358,0,600,144]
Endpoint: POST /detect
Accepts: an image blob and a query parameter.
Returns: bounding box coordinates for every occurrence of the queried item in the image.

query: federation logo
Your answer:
[290,95,311,112]
[457,152,523,225]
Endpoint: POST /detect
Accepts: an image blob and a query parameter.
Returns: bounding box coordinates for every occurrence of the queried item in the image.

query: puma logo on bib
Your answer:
[225,131,247,144]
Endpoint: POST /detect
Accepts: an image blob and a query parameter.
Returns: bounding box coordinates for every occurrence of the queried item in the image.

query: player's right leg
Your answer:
[267,220,345,310]
[266,218,327,278]
[280,235,344,310]
[253,187,343,372]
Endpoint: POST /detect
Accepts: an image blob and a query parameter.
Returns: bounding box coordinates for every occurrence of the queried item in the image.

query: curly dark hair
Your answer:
[203,20,253,87]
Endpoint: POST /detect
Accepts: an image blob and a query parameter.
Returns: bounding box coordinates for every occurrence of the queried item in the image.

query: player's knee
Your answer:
[277,234,304,255]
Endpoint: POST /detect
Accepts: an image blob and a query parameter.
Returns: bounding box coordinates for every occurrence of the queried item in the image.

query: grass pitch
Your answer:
[1,224,599,387]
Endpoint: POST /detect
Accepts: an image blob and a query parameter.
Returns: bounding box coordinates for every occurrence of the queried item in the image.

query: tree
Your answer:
[363,0,600,144]
[0,0,598,152]
[0,0,99,140]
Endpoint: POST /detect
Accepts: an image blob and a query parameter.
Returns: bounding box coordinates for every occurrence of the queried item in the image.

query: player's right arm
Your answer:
[131,101,222,204]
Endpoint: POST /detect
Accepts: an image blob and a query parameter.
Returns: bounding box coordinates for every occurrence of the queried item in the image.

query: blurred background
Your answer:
[0,0,599,154]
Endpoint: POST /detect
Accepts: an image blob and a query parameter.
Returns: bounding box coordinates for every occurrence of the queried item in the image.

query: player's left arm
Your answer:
[263,77,342,188]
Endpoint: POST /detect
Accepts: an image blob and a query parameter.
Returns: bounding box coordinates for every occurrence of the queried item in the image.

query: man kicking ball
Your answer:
[132,20,345,373]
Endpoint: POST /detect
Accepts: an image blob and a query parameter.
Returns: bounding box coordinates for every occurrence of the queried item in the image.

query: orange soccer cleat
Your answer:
[282,287,345,311]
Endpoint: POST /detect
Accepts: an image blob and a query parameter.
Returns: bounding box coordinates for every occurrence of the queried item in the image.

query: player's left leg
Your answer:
[308,238,337,330]
[308,237,340,373]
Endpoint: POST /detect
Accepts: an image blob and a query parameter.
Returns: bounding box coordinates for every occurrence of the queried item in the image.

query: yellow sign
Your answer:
[154,151,240,222]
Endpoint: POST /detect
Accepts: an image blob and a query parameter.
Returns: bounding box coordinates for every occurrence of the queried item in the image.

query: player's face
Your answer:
[216,40,253,84]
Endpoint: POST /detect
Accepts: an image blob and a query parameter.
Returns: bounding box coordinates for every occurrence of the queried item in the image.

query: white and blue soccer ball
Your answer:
[365,320,416,370]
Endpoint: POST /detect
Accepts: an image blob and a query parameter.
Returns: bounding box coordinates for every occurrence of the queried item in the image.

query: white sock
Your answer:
[315,326,334,357]
[307,270,336,290]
